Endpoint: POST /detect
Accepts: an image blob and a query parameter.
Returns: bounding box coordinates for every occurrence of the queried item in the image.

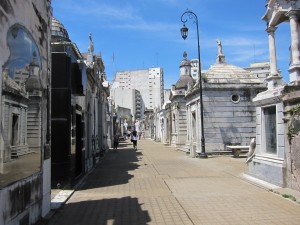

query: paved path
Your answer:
[46,139,300,225]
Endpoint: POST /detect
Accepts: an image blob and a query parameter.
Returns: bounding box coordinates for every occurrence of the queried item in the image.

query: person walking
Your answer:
[113,132,120,152]
[131,130,138,150]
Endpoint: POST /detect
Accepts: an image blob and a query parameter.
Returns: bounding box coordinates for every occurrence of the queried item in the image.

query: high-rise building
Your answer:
[111,67,164,117]
[190,59,199,80]
[244,62,271,80]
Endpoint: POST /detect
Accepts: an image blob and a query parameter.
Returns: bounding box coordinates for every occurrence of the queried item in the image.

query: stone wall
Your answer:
[290,134,300,190]
[203,89,257,151]
[284,96,300,191]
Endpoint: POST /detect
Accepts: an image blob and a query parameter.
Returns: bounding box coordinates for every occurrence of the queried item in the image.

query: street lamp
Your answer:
[180,9,207,158]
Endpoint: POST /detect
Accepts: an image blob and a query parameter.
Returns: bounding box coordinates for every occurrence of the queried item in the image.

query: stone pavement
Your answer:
[44,139,300,225]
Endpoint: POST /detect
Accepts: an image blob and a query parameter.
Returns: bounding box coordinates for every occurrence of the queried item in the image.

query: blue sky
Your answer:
[51,0,290,88]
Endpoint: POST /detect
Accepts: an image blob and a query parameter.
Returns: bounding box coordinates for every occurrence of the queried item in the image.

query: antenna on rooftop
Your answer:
[253,44,256,63]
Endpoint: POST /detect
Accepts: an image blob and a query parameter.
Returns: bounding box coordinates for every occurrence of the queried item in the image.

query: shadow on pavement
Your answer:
[38,142,152,225]
[47,197,151,225]
[79,141,143,190]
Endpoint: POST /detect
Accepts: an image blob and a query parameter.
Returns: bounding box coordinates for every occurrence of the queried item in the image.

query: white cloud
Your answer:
[221,37,266,47]
[53,0,140,21]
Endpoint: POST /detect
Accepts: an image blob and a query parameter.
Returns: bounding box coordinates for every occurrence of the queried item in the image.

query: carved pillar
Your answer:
[267,26,279,76]
[287,10,300,84]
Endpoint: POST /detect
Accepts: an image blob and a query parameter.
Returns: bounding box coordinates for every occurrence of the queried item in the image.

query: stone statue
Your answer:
[216,39,226,64]
[216,39,223,56]
[246,138,256,163]
[88,33,94,53]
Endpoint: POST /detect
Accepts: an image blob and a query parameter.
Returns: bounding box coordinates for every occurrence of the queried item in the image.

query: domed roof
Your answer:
[180,58,191,67]
[51,17,70,42]
[175,51,195,89]
[180,51,191,68]
[204,40,262,84]
[25,75,42,91]
[205,63,261,84]
[175,75,194,89]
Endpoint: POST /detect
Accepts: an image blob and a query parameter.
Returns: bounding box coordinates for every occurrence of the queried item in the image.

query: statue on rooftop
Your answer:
[216,39,226,64]
[88,33,94,53]
[216,39,223,56]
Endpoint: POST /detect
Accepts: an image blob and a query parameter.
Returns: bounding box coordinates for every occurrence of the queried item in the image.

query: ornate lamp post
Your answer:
[180,9,207,158]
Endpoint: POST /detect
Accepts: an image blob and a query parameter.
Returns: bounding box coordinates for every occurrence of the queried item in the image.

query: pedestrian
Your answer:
[131,130,138,150]
[113,132,120,152]
[142,129,145,139]
[127,131,131,143]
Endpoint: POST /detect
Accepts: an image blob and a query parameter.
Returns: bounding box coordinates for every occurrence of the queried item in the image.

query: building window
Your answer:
[0,24,43,187]
[263,106,277,154]
[231,94,240,103]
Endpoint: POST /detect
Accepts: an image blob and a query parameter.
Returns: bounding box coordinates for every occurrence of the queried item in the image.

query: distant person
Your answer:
[113,132,120,152]
[131,130,138,150]
[127,131,131,142]
[142,129,145,139]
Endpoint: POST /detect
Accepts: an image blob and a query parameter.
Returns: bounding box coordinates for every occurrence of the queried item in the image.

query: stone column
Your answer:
[287,10,300,83]
[287,10,300,66]
[189,105,192,144]
[265,26,284,89]
[267,26,279,76]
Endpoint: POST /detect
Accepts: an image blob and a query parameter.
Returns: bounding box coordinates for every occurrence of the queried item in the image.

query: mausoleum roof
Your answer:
[175,75,194,90]
[205,63,262,84]
[175,51,195,90]
[51,17,70,42]
[180,51,191,68]
[180,58,191,67]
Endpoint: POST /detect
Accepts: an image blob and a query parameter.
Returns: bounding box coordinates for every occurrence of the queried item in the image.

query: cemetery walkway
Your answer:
[44,139,300,225]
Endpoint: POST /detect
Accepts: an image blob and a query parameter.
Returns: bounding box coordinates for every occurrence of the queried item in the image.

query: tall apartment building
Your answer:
[111,67,164,118]
[244,62,271,80]
[190,59,199,80]
[111,87,143,121]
